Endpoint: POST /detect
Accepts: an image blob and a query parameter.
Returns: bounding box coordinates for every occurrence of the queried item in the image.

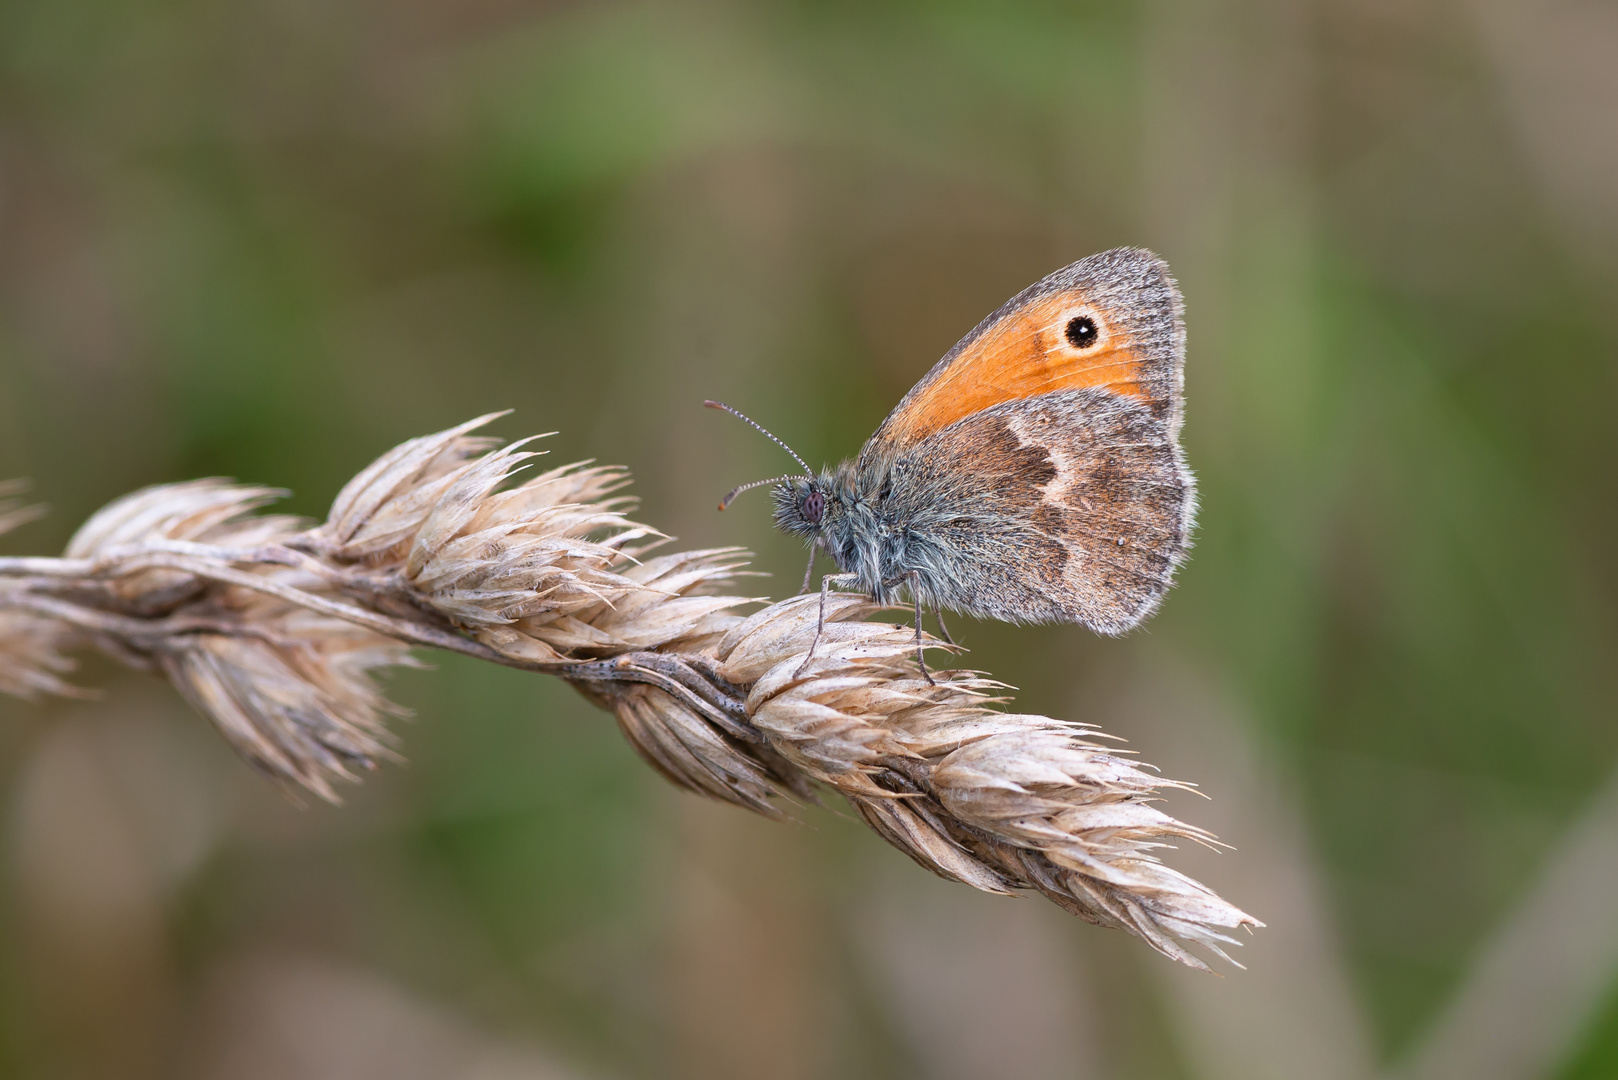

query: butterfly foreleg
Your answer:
[795,572,860,679]
[933,607,955,646]
[905,569,938,686]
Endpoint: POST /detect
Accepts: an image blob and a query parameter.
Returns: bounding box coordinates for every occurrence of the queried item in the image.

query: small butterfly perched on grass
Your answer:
[709,247,1194,681]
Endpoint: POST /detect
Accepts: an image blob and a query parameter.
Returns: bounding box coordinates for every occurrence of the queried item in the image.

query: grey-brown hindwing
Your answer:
[885,388,1194,633]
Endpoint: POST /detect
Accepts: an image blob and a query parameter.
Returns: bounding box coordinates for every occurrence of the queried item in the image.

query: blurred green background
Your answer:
[1,2,1615,1078]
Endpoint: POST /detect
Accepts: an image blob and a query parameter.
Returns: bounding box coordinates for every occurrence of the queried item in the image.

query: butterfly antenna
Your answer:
[717,474,800,511]
[704,400,813,476]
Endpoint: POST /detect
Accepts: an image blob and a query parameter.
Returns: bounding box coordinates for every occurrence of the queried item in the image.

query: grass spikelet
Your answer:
[0,611,82,700]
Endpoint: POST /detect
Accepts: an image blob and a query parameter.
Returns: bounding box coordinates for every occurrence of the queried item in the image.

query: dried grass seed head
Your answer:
[0,483,76,700]
[65,479,298,557]
[66,480,303,612]
[318,413,507,563]
[0,480,46,538]
[59,477,418,799]
[604,683,792,816]
[401,450,651,630]
[706,591,1261,968]
[161,612,416,803]
[0,611,82,700]
[336,417,763,662]
[544,547,757,656]
[0,422,1262,968]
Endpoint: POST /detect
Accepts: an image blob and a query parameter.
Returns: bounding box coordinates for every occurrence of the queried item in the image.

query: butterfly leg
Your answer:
[798,541,817,595]
[795,572,859,679]
[907,570,937,686]
[933,608,955,646]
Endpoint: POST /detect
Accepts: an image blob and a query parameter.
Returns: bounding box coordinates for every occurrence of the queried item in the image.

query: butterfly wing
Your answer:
[861,247,1186,465]
[869,248,1193,634]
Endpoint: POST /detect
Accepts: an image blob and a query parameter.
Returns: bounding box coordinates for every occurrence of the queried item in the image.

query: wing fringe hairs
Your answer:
[0,415,1260,971]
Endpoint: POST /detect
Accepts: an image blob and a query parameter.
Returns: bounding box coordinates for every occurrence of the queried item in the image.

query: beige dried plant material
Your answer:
[0,417,1260,969]
[0,480,47,538]
[0,612,81,700]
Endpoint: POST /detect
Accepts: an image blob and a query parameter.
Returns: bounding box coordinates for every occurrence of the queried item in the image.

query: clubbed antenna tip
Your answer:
[717,474,799,511]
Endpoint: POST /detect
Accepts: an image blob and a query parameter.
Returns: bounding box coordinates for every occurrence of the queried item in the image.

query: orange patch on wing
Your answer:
[884,293,1146,445]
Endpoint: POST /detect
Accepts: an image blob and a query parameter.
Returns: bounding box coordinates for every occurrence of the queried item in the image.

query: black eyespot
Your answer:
[802,490,826,525]
[1065,315,1099,349]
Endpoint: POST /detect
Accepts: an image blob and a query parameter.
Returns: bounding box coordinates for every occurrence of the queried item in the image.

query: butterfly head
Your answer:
[770,473,832,542]
[706,399,832,538]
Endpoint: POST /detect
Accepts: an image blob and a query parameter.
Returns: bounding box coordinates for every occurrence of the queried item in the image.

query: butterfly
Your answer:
[709,247,1194,680]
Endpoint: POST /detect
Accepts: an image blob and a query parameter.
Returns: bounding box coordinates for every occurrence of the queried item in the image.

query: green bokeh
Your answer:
[1,2,1614,1078]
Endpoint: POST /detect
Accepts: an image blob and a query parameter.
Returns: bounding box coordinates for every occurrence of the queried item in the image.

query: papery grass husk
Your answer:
[0,611,83,700]
[159,607,417,802]
[0,485,80,699]
[0,416,1261,968]
[710,595,1260,969]
[0,480,47,539]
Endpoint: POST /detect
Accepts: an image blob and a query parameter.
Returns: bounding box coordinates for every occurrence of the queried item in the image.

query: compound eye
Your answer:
[802,490,826,525]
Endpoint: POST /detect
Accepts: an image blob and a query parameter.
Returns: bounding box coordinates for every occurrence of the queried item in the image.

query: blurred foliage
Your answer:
[0,1,1615,1079]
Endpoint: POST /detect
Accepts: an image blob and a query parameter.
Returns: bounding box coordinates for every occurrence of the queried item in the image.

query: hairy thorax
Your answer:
[816,459,945,607]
